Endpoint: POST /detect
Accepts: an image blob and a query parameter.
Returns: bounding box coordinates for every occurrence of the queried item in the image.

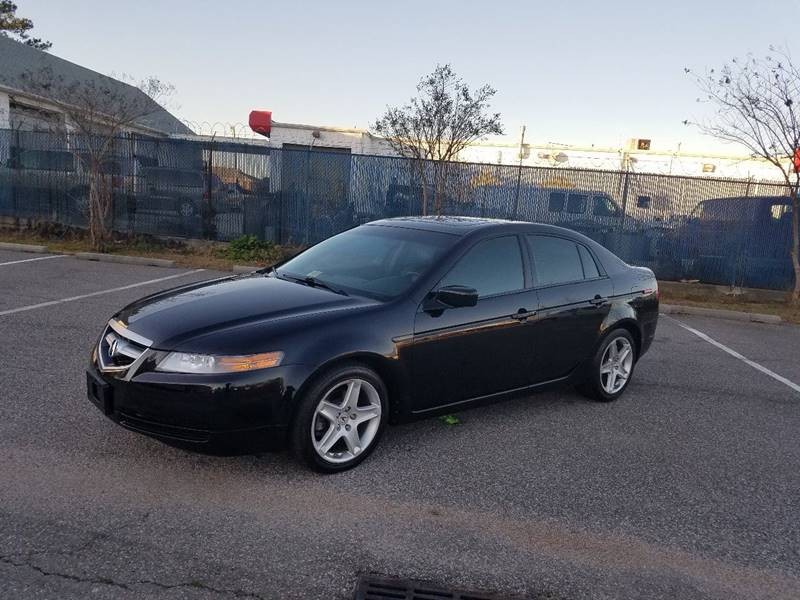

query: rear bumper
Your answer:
[86,362,311,455]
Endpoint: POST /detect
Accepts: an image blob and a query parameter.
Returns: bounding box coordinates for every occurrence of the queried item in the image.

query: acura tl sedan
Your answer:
[87,217,659,472]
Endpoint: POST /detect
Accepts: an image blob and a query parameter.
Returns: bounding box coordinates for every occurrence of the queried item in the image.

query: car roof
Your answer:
[367,216,579,237]
[367,216,525,235]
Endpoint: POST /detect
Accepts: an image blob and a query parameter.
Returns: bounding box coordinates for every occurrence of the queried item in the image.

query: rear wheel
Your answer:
[290,364,387,473]
[577,329,637,402]
[178,199,195,217]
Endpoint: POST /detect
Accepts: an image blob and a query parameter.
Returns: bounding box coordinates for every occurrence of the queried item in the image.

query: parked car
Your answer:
[86,217,659,472]
[671,195,794,289]
[0,147,78,218]
[137,166,226,217]
[0,147,136,225]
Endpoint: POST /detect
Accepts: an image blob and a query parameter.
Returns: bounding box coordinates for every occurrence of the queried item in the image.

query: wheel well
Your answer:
[611,320,642,358]
[292,353,406,423]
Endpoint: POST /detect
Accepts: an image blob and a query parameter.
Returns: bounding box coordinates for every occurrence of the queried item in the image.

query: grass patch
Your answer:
[0,225,300,272]
[439,414,461,426]
[660,283,800,324]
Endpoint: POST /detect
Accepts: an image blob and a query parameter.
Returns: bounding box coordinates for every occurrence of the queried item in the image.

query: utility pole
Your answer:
[512,125,526,220]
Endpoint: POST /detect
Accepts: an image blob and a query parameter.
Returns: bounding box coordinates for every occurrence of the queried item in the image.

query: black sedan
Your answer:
[87,217,659,472]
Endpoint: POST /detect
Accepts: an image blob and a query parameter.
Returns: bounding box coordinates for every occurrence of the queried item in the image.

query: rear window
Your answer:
[527,235,585,286]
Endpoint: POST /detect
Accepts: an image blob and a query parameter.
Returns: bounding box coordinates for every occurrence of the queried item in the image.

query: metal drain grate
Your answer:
[354,574,518,600]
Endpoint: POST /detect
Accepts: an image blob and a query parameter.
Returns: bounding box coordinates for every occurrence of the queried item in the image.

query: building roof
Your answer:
[0,36,192,136]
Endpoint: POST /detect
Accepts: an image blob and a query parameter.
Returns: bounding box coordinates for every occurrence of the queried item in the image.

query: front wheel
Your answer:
[290,364,388,472]
[577,329,637,402]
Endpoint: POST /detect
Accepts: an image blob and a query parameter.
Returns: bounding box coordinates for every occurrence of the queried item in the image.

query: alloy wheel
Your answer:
[311,378,382,464]
[599,337,634,394]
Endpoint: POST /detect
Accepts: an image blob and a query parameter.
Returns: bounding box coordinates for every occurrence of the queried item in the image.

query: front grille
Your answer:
[354,575,517,600]
[97,320,150,373]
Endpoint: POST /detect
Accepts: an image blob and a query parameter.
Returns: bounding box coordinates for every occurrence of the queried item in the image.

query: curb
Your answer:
[660,303,782,324]
[0,242,48,253]
[232,265,261,274]
[74,252,175,268]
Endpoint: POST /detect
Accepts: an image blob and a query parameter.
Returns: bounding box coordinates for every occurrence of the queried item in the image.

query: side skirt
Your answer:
[407,373,574,420]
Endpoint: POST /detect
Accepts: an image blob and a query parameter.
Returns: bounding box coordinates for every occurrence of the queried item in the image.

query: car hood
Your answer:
[115,274,375,349]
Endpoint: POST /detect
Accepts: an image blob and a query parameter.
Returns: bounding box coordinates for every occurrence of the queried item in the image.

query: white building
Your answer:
[264,121,782,182]
[0,36,190,136]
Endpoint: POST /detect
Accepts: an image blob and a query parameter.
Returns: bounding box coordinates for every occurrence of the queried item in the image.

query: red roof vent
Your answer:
[249,110,272,138]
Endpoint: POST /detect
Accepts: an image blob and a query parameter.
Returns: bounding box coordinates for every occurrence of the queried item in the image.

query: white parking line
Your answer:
[0,255,67,267]
[665,314,800,394]
[0,269,206,317]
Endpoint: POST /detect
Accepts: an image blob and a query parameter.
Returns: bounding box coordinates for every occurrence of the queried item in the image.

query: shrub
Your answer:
[222,235,282,264]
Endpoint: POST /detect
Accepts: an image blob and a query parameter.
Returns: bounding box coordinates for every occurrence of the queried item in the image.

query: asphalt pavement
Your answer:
[1,249,798,600]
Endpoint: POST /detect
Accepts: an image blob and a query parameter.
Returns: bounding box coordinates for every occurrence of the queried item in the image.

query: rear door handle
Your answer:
[589,295,608,306]
[511,309,536,321]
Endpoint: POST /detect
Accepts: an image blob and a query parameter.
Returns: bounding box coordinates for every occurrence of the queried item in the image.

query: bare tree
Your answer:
[20,68,174,248]
[372,64,503,215]
[687,47,800,302]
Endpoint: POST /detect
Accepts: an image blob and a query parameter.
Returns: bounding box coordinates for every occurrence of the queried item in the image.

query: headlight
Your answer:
[157,351,284,374]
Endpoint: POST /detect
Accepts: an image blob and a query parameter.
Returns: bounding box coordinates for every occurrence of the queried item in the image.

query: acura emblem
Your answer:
[109,338,119,358]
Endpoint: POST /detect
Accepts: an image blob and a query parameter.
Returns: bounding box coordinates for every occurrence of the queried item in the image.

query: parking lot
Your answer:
[1,249,799,600]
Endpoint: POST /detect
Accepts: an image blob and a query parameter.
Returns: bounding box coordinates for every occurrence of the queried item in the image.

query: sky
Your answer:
[19,0,800,153]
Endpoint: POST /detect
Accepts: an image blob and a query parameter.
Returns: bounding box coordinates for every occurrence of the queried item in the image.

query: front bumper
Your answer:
[86,362,310,455]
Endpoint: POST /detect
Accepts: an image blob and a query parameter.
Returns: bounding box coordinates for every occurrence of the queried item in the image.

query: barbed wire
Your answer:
[180,120,264,139]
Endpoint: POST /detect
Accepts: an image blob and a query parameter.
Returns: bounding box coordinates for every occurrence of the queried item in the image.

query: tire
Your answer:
[290,364,388,473]
[577,328,637,402]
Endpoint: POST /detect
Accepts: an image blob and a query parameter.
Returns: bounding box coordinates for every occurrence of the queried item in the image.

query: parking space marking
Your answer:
[0,269,205,317]
[0,254,67,267]
[665,314,800,394]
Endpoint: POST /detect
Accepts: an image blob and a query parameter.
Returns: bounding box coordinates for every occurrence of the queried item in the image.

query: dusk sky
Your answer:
[22,0,800,152]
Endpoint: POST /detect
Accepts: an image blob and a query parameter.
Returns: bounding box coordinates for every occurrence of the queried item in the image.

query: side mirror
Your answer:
[435,285,478,308]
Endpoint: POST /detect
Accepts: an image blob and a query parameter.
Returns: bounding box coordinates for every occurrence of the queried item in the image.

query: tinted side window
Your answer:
[527,235,584,286]
[566,194,587,214]
[578,244,600,279]
[548,192,565,213]
[593,195,619,216]
[439,236,524,298]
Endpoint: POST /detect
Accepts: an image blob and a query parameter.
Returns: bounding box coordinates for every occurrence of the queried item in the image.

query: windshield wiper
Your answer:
[278,272,349,296]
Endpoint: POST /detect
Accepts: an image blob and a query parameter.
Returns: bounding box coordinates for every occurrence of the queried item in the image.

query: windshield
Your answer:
[277,225,455,300]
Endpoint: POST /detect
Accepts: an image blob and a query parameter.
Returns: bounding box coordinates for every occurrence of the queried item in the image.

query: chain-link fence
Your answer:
[0,129,795,290]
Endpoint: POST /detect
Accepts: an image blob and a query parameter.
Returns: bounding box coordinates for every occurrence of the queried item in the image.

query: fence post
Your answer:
[203,144,215,239]
[618,170,630,233]
[731,178,753,290]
